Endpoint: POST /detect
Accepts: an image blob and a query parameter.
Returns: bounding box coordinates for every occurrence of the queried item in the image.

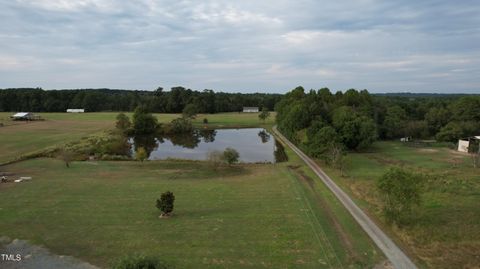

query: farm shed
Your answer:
[10,112,41,121]
[67,109,85,113]
[243,107,259,113]
[457,136,480,153]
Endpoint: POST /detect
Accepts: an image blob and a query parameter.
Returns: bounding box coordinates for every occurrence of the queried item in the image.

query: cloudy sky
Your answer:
[0,0,479,93]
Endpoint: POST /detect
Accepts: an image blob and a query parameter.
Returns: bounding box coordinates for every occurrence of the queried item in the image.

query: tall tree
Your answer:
[132,106,159,135]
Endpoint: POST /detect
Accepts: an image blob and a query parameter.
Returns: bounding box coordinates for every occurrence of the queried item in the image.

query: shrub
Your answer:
[112,254,171,269]
[156,191,175,216]
[136,147,148,162]
[223,148,239,165]
[115,113,131,134]
[203,118,208,124]
[207,150,223,170]
[132,106,159,135]
[168,117,193,134]
[58,149,74,168]
[377,167,423,226]
[182,104,198,119]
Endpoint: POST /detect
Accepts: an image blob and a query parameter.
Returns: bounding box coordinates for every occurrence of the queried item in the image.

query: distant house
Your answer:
[67,109,85,113]
[243,107,259,113]
[11,112,41,121]
[458,136,480,153]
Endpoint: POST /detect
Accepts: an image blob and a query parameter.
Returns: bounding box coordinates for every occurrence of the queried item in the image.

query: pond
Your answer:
[130,128,287,163]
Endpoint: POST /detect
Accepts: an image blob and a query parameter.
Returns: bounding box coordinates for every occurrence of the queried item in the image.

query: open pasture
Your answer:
[323,141,480,268]
[0,157,381,268]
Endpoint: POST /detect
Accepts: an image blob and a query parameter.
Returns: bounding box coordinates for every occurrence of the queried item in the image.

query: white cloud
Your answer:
[16,0,117,12]
[1,0,479,92]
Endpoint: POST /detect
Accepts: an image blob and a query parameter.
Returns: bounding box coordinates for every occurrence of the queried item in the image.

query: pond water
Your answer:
[130,128,287,163]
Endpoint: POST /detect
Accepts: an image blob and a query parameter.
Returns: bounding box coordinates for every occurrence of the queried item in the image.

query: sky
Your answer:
[0,0,479,93]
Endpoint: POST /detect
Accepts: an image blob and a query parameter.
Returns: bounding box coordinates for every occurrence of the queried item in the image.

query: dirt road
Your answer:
[273,127,417,269]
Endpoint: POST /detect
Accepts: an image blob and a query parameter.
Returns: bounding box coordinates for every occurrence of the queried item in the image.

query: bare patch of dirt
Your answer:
[373,259,394,269]
[417,148,439,153]
[449,149,470,157]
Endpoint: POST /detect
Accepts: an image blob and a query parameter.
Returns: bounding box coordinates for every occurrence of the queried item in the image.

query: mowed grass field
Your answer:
[0,112,382,268]
[322,142,480,268]
[0,112,275,164]
[0,158,382,268]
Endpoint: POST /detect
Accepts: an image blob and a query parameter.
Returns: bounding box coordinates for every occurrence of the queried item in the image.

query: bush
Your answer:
[207,150,223,170]
[116,113,131,134]
[182,104,198,119]
[132,106,159,135]
[167,117,193,134]
[223,148,239,165]
[136,147,148,162]
[377,167,423,226]
[156,191,175,216]
[58,149,74,168]
[112,254,171,269]
[203,118,208,124]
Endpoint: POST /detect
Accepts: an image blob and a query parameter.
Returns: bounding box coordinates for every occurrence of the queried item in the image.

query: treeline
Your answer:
[276,86,480,158]
[0,87,282,113]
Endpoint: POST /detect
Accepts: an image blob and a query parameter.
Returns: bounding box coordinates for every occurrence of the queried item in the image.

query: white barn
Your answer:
[243,107,259,113]
[67,109,85,113]
[458,136,480,153]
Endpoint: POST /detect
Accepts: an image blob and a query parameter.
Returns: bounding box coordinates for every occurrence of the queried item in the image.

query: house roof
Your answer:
[460,136,480,140]
[12,112,31,117]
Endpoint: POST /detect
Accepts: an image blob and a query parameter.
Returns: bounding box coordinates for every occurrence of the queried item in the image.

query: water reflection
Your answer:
[274,140,288,162]
[131,128,286,163]
[258,130,271,143]
[132,135,158,158]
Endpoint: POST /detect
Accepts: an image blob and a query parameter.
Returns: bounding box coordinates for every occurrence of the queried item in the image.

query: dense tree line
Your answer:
[0,87,281,113]
[276,86,480,159]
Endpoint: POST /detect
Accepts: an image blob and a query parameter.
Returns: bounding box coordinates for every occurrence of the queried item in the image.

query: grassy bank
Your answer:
[321,141,480,268]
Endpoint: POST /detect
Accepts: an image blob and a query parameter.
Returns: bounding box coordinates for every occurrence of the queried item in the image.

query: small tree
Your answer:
[59,149,74,168]
[377,168,423,226]
[203,118,208,124]
[329,143,346,176]
[156,191,175,217]
[115,113,131,134]
[223,148,239,165]
[207,150,223,170]
[136,147,147,162]
[258,107,270,123]
[182,104,198,119]
[470,141,479,168]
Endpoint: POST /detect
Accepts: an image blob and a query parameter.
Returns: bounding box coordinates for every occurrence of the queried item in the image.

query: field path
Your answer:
[273,127,417,269]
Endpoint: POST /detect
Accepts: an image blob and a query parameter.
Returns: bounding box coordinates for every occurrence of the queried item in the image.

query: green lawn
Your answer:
[0,112,382,268]
[0,112,275,126]
[321,141,480,269]
[0,112,275,164]
[0,157,381,268]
